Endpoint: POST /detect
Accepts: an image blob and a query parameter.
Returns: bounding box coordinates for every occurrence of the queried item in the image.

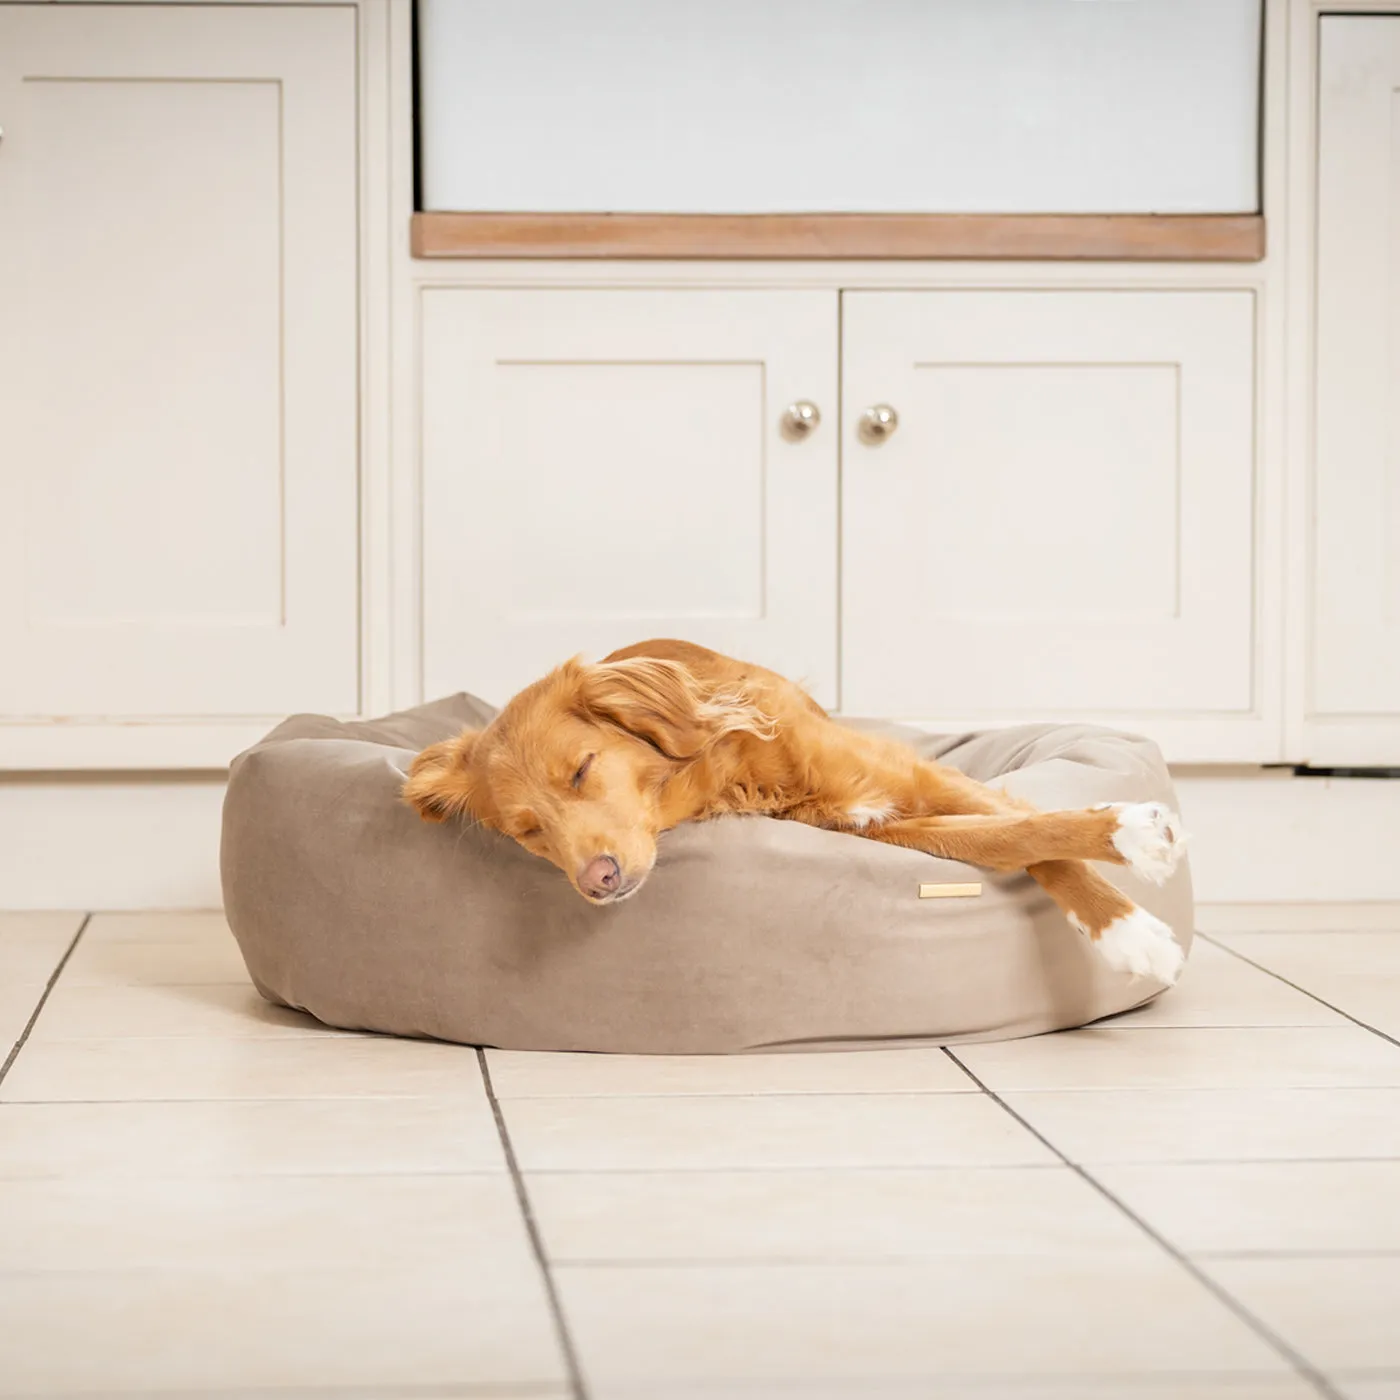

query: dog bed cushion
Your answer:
[221,695,1193,1053]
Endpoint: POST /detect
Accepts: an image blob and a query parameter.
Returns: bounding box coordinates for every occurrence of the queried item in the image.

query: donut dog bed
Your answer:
[221,696,1192,1053]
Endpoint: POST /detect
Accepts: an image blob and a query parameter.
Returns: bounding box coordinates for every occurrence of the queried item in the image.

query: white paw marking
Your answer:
[1101,801,1187,885]
[1072,906,1185,985]
[846,802,894,829]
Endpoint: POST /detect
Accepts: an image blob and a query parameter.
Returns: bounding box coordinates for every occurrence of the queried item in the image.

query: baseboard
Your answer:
[0,773,226,911]
[0,768,1395,910]
[1172,768,1400,903]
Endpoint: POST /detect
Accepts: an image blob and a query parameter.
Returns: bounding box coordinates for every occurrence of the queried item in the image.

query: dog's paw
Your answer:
[1075,906,1186,985]
[1099,801,1187,885]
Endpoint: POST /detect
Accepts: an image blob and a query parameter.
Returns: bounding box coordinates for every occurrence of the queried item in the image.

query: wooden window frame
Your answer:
[410,212,1265,261]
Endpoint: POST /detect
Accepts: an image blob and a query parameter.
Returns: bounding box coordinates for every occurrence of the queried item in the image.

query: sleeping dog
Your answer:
[404,639,1186,984]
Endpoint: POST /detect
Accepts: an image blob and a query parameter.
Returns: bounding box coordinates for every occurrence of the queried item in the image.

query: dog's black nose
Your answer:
[579,854,621,899]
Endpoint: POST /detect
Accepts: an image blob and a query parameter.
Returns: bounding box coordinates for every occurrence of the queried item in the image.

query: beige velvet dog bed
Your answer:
[221,696,1192,1053]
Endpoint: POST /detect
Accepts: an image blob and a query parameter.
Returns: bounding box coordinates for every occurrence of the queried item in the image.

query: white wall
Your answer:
[418,0,1262,214]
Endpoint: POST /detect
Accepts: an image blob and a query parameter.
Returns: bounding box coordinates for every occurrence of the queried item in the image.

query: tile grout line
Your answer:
[477,1048,590,1400]
[550,1248,1400,1267]
[0,915,91,1089]
[1200,1248,1400,1259]
[1199,933,1400,1051]
[941,1045,1344,1400]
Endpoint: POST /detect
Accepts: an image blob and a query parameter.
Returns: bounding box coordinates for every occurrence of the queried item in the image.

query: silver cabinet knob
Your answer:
[858,404,899,444]
[780,400,821,440]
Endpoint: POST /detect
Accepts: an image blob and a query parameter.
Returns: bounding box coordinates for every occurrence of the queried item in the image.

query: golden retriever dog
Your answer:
[404,639,1186,983]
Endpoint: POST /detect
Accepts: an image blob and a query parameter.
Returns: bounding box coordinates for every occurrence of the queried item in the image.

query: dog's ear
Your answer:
[579,658,775,761]
[402,730,483,822]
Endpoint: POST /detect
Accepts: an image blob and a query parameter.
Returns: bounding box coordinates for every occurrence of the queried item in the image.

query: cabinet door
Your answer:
[0,6,358,719]
[421,289,838,707]
[841,291,1257,758]
[1311,18,1400,763]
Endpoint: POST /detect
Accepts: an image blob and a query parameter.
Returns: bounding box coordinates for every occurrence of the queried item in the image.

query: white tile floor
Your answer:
[1,907,1398,1399]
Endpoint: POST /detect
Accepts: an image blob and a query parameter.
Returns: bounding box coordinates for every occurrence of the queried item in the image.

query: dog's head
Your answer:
[402,657,773,904]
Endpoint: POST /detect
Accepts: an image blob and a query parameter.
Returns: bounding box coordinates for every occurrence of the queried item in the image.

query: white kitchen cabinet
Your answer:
[0,5,359,725]
[1309,16,1400,764]
[840,290,1258,752]
[420,288,840,708]
[421,286,1261,753]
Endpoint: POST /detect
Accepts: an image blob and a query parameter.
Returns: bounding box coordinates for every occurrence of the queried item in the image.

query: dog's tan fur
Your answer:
[404,640,1184,966]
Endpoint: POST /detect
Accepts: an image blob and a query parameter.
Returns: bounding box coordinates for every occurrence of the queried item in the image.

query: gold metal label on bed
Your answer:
[918,882,984,899]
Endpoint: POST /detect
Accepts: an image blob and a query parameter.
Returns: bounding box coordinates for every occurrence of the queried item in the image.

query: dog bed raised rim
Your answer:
[221,695,1193,1054]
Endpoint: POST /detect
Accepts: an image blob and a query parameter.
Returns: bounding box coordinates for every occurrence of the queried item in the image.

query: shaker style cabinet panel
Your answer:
[1309,17,1400,763]
[0,5,359,720]
[420,289,839,708]
[840,291,1257,748]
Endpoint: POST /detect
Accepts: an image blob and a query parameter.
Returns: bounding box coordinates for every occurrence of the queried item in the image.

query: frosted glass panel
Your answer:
[418,0,1261,215]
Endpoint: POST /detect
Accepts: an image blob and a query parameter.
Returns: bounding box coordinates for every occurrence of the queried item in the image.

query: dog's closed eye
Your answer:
[571,754,595,789]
